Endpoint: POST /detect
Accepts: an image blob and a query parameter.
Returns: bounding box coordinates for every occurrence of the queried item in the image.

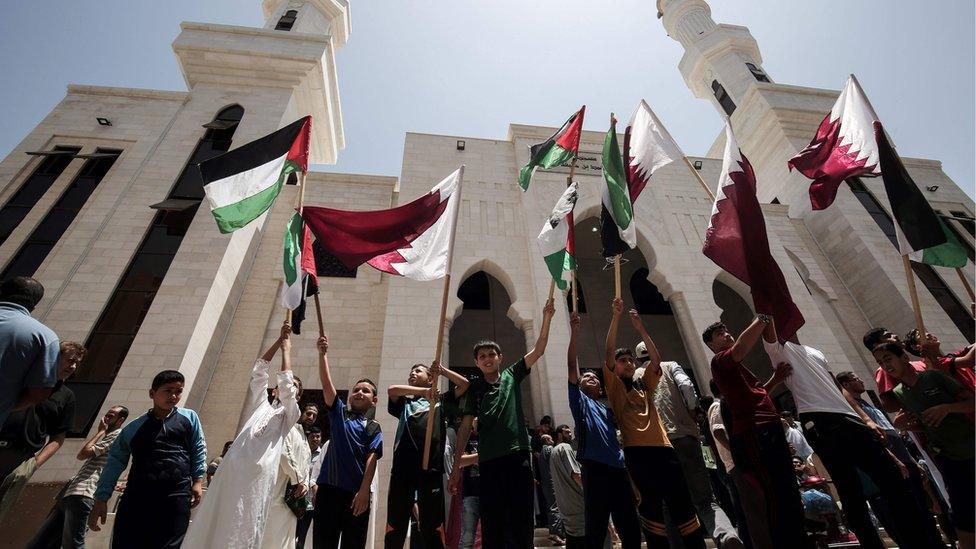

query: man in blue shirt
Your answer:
[88,370,207,549]
[0,276,60,428]
[566,312,641,548]
[314,334,382,549]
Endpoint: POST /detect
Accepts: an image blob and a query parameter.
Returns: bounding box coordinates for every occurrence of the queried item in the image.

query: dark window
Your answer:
[275,9,298,31]
[312,241,357,278]
[68,106,244,436]
[939,211,975,262]
[711,80,736,116]
[0,146,81,245]
[457,271,490,310]
[1,150,120,281]
[630,268,672,315]
[846,179,973,342]
[746,62,771,83]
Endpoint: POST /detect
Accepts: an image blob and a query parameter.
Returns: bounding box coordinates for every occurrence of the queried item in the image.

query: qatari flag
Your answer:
[788,75,881,210]
[704,123,805,342]
[301,169,461,278]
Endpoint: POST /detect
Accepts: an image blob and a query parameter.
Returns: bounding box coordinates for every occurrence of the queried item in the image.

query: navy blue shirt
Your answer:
[318,396,383,493]
[568,383,625,468]
[95,407,207,501]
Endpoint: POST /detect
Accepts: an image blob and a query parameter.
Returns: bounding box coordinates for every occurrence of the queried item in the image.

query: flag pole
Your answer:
[567,155,579,312]
[901,254,927,335]
[422,166,465,471]
[682,156,716,201]
[614,255,621,300]
[285,171,309,324]
[955,268,975,303]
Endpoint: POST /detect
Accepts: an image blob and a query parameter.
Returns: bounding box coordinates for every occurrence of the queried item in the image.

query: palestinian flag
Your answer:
[600,117,635,257]
[200,116,311,233]
[518,106,585,191]
[279,212,318,313]
[874,122,963,267]
[537,182,579,291]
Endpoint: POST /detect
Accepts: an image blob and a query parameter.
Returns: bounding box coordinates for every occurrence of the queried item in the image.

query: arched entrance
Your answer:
[448,270,532,416]
[572,217,696,385]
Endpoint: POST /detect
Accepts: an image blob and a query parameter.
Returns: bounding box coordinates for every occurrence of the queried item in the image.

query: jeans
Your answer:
[27,494,95,549]
[460,496,479,549]
[670,435,741,546]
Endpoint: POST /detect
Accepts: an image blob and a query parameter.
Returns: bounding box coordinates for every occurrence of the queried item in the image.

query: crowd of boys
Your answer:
[2,273,973,549]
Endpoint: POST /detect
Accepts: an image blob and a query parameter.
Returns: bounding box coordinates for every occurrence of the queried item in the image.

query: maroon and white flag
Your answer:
[787,75,881,210]
[704,123,805,342]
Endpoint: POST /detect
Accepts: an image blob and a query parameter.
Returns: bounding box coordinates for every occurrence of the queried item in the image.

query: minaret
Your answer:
[261,0,350,49]
[657,0,771,118]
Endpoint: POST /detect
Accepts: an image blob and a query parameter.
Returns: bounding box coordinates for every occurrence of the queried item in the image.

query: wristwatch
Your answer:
[757,314,772,324]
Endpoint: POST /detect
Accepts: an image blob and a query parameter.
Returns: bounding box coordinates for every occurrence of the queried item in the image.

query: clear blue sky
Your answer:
[0,1,973,199]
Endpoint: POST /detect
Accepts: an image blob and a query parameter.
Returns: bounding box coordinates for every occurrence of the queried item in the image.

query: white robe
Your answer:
[183,359,301,549]
[261,423,311,549]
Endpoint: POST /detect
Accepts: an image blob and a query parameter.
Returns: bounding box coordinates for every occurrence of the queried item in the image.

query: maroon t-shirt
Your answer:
[710,349,779,435]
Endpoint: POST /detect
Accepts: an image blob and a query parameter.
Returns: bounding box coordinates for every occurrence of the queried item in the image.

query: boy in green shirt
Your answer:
[448,298,555,548]
[873,341,974,548]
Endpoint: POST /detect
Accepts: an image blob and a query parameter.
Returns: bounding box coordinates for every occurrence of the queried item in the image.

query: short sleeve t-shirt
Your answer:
[935,354,976,392]
[567,383,626,468]
[602,362,669,448]
[0,382,76,451]
[710,349,779,435]
[318,396,383,493]
[63,429,120,499]
[875,361,926,395]
[0,302,60,428]
[461,359,530,463]
[388,390,451,472]
[763,341,857,418]
[461,436,480,496]
[893,370,974,460]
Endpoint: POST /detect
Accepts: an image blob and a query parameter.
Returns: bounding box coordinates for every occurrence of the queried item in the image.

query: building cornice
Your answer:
[65,85,189,102]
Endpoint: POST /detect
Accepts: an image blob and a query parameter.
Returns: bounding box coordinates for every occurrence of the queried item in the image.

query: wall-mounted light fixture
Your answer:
[926,185,939,192]
[456,140,465,151]
[693,160,703,170]
[96,117,112,127]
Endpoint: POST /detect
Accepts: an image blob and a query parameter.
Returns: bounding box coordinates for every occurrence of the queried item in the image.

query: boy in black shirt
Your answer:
[385,360,469,548]
[89,370,207,549]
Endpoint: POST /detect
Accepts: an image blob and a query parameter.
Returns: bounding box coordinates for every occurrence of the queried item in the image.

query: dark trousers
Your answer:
[933,454,976,534]
[26,494,94,549]
[730,422,809,549]
[313,484,370,549]
[296,509,313,549]
[385,463,445,549]
[580,459,641,549]
[564,535,585,548]
[622,446,705,549]
[801,412,944,549]
[478,451,534,548]
[111,492,190,549]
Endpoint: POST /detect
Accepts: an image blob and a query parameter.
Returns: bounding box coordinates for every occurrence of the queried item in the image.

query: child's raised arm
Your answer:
[604,298,623,370]
[432,360,470,398]
[318,335,337,408]
[568,313,581,385]
[524,297,556,369]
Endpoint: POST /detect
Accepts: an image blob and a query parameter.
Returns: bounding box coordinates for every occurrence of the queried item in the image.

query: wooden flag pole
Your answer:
[421,273,452,470]
[614,255,621,299]
[901,254,927,335]
[422,166,465,471]
[313,293,325,337]
[567,155,579,313]
[955,267,975,303]
[682,156,716,202]
[571,271,578,314]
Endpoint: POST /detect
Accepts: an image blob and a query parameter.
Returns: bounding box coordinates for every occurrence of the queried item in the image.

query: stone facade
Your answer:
[0,0,972,546]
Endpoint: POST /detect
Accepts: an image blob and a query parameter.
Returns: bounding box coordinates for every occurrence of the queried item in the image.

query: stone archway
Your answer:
[447,270,532,416]
[572,217,695,382]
